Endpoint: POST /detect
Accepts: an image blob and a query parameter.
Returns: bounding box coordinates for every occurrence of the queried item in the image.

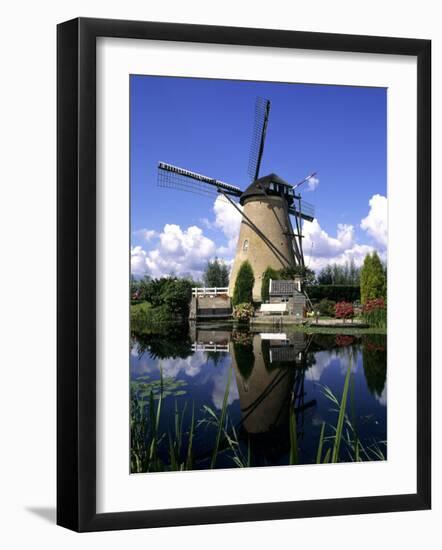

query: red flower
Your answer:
[334,301,354,320]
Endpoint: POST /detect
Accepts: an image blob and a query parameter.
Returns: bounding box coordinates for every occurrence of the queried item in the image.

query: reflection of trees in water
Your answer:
[206,351,223,367]
[232,339,255,380]
[132,324,192,360]
[362,334,387,397]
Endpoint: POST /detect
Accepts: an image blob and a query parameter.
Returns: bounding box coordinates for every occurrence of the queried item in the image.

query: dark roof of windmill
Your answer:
[270,280,304,296]
[240,173,290,204]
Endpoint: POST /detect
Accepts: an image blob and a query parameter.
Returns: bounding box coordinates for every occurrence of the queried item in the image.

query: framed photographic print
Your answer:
[57,17,431,532]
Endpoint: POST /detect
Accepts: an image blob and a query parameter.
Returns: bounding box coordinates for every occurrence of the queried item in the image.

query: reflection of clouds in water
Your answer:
[338,347,359,376]
[306,350,337,381]
[131,344,238,409]
[158,352,207,378]
[131,343,140,357]
[306,348,359,382]
[211,366,239,410]
[374,382,387,406]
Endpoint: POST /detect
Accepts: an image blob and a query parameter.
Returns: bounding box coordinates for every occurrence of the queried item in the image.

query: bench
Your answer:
[259,303,288,315]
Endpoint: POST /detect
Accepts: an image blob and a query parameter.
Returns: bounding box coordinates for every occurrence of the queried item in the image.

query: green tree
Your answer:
[232,261,254,306]
[279,265,316,286]
[203,257,229,287]
[161,278,192,317]
[317,260,360,285]
[360,252,386,304]
[261,266,279,302]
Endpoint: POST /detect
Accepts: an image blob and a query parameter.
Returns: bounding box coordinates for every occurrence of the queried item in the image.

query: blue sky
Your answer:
[130,75,387,279]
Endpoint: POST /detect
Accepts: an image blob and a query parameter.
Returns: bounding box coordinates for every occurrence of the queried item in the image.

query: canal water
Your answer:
[130,324,387,472]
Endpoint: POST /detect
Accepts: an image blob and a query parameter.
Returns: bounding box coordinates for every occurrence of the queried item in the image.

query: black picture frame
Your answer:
[57,17,431,532]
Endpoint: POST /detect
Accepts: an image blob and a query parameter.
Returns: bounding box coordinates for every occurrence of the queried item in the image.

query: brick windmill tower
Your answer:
[157,97,316,301]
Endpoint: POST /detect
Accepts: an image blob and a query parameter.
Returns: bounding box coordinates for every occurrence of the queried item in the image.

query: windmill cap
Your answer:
[240,173,291,205]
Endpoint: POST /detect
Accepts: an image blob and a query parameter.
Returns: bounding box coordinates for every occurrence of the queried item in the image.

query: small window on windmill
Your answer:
[243,239,249,252]
[269,183,275,191]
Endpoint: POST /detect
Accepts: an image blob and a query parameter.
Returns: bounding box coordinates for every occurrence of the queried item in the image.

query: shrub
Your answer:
[261,266,279,302]
[360,252,387,304]
[232,261,254,306]
[362,298,386,328]
[232,302,255,322]
[334,301,354,322]
[317,298,336,317]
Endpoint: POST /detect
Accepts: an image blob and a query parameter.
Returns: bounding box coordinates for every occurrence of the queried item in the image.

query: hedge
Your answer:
[306,284,360,303]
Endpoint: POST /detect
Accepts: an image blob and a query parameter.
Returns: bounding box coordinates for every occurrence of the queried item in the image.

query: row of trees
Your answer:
[133,254,384,295]
[316,259,360,285]
[131,252,386,314]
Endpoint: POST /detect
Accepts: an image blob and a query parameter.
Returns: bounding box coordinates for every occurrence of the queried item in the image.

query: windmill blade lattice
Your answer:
[289,200,315,222]
[158,162,242,198]
[247,97,271,182]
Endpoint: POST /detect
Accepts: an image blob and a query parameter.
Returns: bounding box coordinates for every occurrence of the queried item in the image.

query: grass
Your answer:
[131,302,184,332]
[254,324,386,335]
[313,360,387,464]
[131,361,386,473]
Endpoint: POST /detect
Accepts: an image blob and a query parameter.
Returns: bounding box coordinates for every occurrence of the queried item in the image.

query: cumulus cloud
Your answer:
[213,195,242,256]
[304,220,354,258]
[131,246,149,278]
[133,228,158,242]
[360,194,387,248]
[304,193,387,271]
[131,224,216,279]
[305,175,320,192]
[303,220,374,271]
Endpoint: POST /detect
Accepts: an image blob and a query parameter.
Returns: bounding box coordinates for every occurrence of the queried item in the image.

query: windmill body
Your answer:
[157,97,316,304]
[228,174,298,300]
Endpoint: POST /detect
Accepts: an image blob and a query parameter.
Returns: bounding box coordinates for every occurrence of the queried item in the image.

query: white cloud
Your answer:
[213,195,242,256]
[158,352,208,378]
[211,366,239,410]
[360,194,387,248]
[304,220,355,258]
[303,220,374,271]
[133,228,158,242]
[304,193,387,271]
[305,350,335,381]
[131,246,149,277]
[131,224,216,279]
[305,175,319,192]
[374,382,387,406]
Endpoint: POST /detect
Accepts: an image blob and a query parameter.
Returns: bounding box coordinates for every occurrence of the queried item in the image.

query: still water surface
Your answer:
[130,325,386,471]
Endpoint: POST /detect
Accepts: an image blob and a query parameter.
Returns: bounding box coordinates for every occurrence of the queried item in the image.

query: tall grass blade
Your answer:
[289,407,298,465]
[186,402,195,470]
[323,448,331,463]
[316,421,326,464]
[331,363,352,463]
[210,367,232,469]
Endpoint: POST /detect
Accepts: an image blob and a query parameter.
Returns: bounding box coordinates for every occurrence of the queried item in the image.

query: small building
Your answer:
[268,277,306,317]
[189,287,232,320]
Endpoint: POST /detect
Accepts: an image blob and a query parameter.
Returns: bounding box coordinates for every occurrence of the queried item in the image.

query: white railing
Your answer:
[192,287,229,296]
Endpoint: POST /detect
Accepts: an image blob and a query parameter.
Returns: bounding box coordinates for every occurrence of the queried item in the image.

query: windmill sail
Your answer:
[289,200,315,222]
[158,162,242,198]
[247,97,271,182]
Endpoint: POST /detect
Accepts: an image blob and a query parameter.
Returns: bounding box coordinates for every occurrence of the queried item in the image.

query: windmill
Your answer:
[157,97,316,301]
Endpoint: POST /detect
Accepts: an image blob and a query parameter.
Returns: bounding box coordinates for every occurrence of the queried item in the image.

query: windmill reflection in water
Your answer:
[191,329,316,465]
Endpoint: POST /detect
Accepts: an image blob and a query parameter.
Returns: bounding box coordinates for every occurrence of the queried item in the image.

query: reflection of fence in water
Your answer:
[191,343,229,353]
